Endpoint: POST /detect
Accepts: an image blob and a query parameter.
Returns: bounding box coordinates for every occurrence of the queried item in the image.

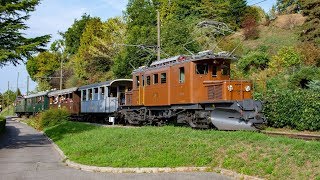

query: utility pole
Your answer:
[157,10,161,62]
[7,81,9,113]
[27,76,29,96]
[16,72,19,96]
[60,58,63,90]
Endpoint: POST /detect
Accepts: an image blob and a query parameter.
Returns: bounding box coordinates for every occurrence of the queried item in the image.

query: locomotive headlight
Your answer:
[227,85,233,92]
[245,85,251,92]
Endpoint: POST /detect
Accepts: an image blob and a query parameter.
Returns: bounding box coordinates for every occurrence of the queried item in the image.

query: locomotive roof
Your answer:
[48,87,78,97]
[133,50,236,73]
[78,79,132,90]
[25,91,50,99]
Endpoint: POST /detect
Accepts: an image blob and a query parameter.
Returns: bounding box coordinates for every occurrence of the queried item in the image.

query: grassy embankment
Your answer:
[40,121,320,180]
[243,25,300,54]
[0,105,15,117]
[0,105,14,133]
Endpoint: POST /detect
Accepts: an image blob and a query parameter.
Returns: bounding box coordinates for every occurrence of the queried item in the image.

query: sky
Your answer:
[0,0,276,94]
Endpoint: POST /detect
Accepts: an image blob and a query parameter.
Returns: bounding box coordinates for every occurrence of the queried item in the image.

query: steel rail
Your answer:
[262,131,320,141]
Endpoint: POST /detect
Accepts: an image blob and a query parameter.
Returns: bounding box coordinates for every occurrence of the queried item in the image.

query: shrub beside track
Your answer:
[0,116,6,133]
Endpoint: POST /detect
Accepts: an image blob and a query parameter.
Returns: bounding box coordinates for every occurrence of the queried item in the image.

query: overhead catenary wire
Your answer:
[248,0,268,6]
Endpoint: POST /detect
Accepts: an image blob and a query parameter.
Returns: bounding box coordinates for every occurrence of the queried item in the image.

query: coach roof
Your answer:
[48,87,78,97]
[78,79,132,90]
[25,91,50,99]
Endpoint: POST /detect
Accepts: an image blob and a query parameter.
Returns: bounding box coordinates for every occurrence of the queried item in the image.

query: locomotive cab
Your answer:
[192,58,252,103]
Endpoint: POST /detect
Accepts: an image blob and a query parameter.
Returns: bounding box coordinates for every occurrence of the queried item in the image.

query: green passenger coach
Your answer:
[15,91,51,117]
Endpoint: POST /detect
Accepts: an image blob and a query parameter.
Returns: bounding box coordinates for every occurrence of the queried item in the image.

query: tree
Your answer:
[26,51,61,90]
[0,0,51,67]
[62,14,92,55]
[73,17,126,83]
[276,0,301,14]
[300,0,320,45]
[113,0,158,78]
[1,90,16,107]
[114,0,202,78]
[228,0,247,28]
[198,0,229,22]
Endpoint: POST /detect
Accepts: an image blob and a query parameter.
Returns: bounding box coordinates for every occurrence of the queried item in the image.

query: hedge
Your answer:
[264,89,320,131]
[0,116,6,133]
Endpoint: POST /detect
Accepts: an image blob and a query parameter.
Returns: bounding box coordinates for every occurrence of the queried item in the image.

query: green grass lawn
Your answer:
[44,121,320,179]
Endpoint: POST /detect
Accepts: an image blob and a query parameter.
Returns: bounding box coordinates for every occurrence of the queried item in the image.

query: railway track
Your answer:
[262,131,320,141]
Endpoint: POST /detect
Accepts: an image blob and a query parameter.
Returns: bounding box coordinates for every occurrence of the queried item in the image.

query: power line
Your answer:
[249,0,268,6]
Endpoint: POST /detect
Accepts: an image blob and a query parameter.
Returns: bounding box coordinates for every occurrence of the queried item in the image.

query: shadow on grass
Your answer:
[44,121,98,142]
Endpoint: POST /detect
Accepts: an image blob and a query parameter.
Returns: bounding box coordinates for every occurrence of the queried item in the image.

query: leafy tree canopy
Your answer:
[73,17,126,83]
[26,51,60,89]
[61,13,92,55]
[0,0,51,67]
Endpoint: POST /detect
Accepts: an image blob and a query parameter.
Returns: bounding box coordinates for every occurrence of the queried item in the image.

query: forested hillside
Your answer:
[25,0,320,130]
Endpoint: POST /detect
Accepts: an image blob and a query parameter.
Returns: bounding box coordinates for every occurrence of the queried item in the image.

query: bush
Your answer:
[308,80,320,91]
[39,108,70,129]
[264,89,320,131]
[238,50,270,73]
[0,116,6,133]
[242,16,260,40]
[269,47,302,71]
[288,66,320,89]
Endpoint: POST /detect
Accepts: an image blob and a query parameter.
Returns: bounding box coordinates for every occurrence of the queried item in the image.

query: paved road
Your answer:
[0,118,232,180]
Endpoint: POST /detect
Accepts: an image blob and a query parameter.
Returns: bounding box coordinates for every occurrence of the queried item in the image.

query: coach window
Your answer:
[212,66,217,77]
[153,74,158,84]
[108,87,117,97]
[196,64,208,74]
[94,88,98,100]
[88,89,93,100]
[146,76,151,86]
[82,90,86,101]
[179,67,185,83]
[100,87,105,99]
[69,93,73,103]
[136,76,140,87]
[161,73,167,84]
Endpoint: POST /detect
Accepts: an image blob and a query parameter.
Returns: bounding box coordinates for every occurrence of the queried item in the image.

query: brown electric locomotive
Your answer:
[120,50,266,130]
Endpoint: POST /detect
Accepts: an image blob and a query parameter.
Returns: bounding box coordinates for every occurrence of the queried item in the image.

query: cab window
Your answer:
[153,74,158,84]
[212,66,217,77]
[221,65,230,76]
[142,75,145,86]
[161,73,167,84]
[146,76,151,85]
[136,76,140,87]
[179,67,185,83]
[196,64,208,74]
